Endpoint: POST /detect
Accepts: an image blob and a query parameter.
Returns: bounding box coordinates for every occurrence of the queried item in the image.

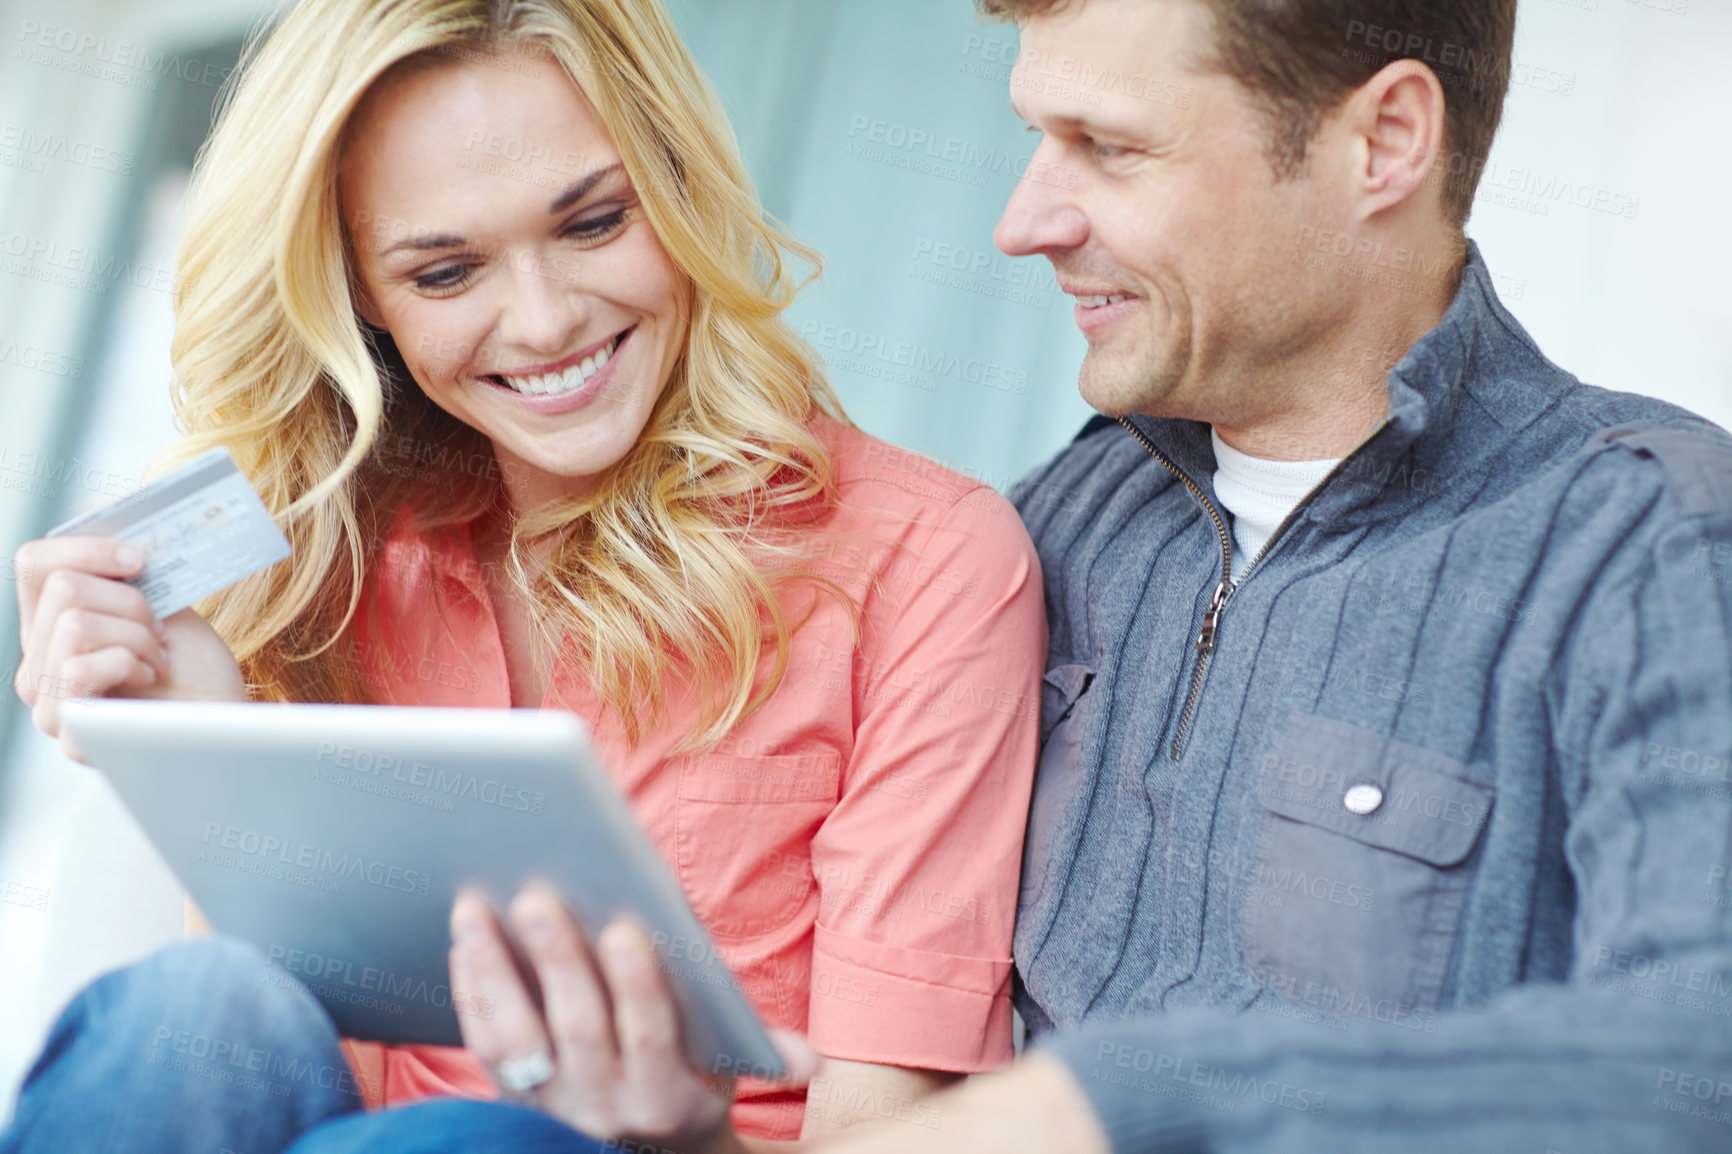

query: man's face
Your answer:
[996,0,1347,425]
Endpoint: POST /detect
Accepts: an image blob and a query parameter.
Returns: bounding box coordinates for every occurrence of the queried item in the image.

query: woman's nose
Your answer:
[493,250,591,355]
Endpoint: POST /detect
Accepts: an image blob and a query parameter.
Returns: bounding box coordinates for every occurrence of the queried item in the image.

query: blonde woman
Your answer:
[3,1,1045,1151]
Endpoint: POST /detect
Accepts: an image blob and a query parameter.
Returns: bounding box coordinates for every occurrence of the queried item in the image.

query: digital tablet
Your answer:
[59,699,786,1079]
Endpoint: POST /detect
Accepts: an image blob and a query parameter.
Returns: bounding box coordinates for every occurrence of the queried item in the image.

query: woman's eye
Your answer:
[412,264,475,293]
[565,208,629,245]
[404,208,630,293]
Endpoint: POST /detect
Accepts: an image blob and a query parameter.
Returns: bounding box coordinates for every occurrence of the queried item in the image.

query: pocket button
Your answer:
[1343,783,1384,815]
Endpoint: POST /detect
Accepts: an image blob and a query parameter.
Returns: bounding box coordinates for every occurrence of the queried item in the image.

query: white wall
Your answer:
[1471,0,1731,430]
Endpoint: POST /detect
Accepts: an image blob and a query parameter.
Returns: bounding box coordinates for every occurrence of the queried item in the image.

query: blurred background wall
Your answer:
[0,0,1728,1118]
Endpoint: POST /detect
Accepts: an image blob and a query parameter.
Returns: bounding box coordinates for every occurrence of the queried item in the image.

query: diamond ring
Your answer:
[494,1049,556,1096]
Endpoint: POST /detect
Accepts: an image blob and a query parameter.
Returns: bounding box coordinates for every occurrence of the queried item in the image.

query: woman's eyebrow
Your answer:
[548,163,624,214]
[373,163,627,258]
[381,231,467,257]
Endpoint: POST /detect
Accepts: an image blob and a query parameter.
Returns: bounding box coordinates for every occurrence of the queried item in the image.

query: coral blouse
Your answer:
[337,416,1045,1140]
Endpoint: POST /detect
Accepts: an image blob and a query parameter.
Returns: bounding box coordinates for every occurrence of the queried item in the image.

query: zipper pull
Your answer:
[1194,578,1233,654]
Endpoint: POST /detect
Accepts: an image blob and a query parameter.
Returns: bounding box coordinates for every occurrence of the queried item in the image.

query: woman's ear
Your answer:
[340,205,388,328]
[352,279,387,329]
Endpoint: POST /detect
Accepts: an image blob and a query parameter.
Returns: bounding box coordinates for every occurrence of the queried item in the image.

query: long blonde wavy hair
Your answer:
[162,0,849,749]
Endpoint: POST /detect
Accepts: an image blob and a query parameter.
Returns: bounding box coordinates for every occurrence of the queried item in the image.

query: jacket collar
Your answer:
[1121,241,1559,524]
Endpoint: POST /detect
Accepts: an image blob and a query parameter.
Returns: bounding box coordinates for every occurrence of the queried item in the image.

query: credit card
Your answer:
[47,447,291,620]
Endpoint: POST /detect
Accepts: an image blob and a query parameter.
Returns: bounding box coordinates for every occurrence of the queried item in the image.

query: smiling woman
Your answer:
[332,50,706,711]
[1,0,1046,1151]
[172,0,844,751]
[339,58,693,512]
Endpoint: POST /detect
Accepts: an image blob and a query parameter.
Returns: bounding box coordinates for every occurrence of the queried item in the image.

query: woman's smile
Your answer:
[477,325,635,415]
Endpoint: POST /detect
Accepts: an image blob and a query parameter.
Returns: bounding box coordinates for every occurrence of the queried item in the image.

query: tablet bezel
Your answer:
[59,698,788,1081]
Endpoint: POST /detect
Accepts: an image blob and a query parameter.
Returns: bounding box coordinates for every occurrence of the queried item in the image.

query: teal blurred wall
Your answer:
[663,0,1095,491]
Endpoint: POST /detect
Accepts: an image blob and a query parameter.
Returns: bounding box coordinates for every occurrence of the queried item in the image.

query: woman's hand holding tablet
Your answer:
[448,884,820,1154]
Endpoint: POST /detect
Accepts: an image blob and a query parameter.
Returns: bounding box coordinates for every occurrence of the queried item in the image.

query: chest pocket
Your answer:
[1018,663,1097,919]
[1240,712,1494,1021]
[675,751,842,940]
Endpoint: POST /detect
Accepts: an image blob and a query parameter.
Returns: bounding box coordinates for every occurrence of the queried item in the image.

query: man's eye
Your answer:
[1093,141,1129,161]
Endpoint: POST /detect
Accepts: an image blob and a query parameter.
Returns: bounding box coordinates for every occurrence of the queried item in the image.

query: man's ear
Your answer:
[1339,60,1448,223]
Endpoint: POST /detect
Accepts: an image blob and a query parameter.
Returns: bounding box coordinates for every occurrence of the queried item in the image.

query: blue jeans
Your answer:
[0,938,607,1154]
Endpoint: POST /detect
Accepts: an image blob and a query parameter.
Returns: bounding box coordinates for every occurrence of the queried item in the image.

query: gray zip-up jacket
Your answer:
[1010,244,1732,1152]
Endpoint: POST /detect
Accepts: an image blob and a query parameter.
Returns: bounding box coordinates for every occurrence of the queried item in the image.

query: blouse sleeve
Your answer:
[804,485,1047,1071]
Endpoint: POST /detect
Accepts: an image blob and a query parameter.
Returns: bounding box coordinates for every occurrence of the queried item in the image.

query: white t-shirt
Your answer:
[1210,428,1341,579]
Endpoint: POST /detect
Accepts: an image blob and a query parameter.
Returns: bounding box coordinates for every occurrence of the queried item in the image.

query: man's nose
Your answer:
[994,146,1089,258]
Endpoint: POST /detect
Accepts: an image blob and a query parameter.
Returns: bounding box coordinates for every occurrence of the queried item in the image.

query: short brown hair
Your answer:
[978,0,1516,227]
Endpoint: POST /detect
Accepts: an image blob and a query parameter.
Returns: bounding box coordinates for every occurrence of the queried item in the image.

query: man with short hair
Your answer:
[820,0,1732,1150]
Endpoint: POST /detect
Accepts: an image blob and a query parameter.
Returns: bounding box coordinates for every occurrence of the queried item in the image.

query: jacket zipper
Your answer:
[1116,414,1392,760]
